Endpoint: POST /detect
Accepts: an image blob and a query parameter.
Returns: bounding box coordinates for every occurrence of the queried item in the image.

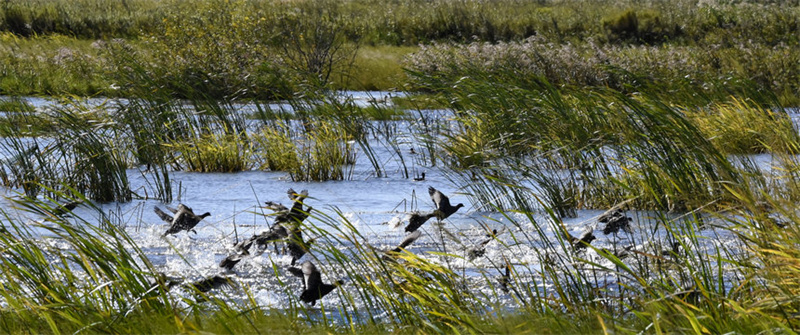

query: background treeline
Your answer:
[2,0,799,46]
[0,0,798,102]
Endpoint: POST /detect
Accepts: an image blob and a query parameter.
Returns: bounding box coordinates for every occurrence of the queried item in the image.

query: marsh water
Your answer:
[0,92,774,316]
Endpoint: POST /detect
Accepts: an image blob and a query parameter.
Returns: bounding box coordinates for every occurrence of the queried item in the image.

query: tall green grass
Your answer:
[2,174,800,334]
[0,98,130,202]
[2,0,799,99]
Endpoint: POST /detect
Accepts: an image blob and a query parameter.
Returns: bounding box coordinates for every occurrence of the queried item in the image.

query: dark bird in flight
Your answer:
[564,228,596,252]
[298,261,343,306]
[429,186,464,221]
[286,229,316,266]
[155,204,211,236]
[383,230,422,262]
[405,211,437,232]
[185,275,235,293]
[498,263,511,294]
[599,209,633,235]
[466,228,505,261]
[50,200,83,217]
[219,249,248,271]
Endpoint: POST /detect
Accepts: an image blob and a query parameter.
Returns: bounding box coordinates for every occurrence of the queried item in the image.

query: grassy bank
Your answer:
[0,0,797,100]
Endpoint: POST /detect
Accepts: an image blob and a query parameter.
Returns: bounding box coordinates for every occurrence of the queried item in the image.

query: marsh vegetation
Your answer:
[1,0,800,334]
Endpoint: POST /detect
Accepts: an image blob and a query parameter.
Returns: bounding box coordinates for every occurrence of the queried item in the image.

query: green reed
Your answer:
[2,176,800,334]
[413,74,789,213]
[0,98,131,202]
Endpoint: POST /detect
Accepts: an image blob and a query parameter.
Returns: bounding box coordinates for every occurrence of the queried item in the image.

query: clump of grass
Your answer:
[252,118,355,181]
[404,35,800,105]
[292,120,355,182]
[419,74,758,213]
[253,124,301,172]
[0,98,131,202]
[169,132,252,173]
[686,98,800,154]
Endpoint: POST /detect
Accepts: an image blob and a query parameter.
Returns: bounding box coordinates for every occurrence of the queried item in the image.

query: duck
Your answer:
[466,228,504,261]
[413,172,425,181]
[298,261,343,306]
[50,200,83,217]
[498,263,511,294]
[599,209,633,235]
[404,211,437,232]
[185,275,235,294]
[383,230,422,261]
[428,186,464,221]
[564,227,596,252]
[155,204,211,236]
[286,229,315,266]
[219,246,249,271]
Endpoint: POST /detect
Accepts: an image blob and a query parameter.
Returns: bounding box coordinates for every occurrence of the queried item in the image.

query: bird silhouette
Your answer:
[286,229,315,265]
[599,209,633,235]
[383,230,422,262]
[185,275,235,293]
[389,230,422,253]
[219,247,249,271]
[498,263,511,294]
[563,228,596,251]
[413,172,425,181]
[405,211,437,232]
[50,200,82,217]
[280,188,311,225]
[298,261,343,306]
[466,228,504,261]
[429,186,464,221]
[156,204,211,236]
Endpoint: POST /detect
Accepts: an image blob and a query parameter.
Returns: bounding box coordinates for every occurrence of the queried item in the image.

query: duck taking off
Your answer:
[155,204,211,236]
[405,211,437,233]
[298,261,343,306]
[428,186,464,221]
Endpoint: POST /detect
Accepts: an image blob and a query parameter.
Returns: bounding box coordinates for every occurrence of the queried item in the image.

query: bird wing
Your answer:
[428,186,452,210]
[154,206,174,224]
[302,262,323,296]
[405,212,434,232]
[264,201,289,212]
[397,230,422,250]
[290,189,309,212]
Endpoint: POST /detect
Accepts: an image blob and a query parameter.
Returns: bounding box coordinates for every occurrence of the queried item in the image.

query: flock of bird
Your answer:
[150,185,636,306]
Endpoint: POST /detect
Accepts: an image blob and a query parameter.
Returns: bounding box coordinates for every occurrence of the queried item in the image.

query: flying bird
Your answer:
[185,275,235,293]
[564,227,596,251]
[383,230,422,261]
[404,211,437,232]
[50,200,83,217]
[428,186,464,221]
[466,228,505,261]
[498,263,511,294]
[298,261,343,306]
[155,204,211,236]
[599,209,633,235]
[286,229,315,266]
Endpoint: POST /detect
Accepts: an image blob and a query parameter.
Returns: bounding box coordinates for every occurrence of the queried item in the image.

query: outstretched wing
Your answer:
[154,206,173,223]
[394,230,422,252]
[428,186,452,210]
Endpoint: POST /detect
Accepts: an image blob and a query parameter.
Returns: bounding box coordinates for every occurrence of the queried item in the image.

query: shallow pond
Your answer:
[0,92,776,318]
